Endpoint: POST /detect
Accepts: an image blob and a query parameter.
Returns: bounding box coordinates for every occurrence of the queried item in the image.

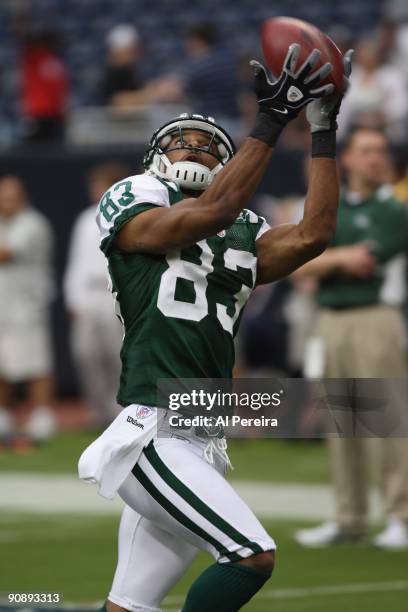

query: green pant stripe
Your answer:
[131,463,243,562]
[143,441,264,556]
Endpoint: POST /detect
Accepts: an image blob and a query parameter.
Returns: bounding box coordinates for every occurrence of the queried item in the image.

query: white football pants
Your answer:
[108,429,275,612]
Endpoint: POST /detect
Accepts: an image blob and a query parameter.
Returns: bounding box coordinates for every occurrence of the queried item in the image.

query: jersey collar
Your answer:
[343,184,393,206]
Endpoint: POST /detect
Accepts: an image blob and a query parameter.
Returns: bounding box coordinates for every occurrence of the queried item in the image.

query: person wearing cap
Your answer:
[100,24,145,107]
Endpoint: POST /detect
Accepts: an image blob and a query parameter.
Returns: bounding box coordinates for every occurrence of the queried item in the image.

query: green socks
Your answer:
[182,562,271,611]
[99,603,107,611]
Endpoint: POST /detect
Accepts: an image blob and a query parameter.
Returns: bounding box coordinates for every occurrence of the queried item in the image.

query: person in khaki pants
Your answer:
[294,126,408,549]
[64,163,129,428]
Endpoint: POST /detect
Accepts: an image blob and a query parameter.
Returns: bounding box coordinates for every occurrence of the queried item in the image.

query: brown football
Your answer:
[261,17,344,92]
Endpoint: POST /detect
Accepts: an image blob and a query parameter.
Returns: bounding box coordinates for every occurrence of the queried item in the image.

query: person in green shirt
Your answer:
[294,126,408,550]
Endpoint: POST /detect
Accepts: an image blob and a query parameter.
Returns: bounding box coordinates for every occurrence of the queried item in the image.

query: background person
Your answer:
[19,28,70,142]
[337,34,408,142]
[293,126,408,549]
[109,23,245,139]
[0,175,56,448]
[64,163,129,428]
[99,25,145,107]
[179,24,243,132]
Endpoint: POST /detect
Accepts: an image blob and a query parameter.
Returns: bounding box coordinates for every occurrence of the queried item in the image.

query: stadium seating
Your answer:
[0,0,384,143]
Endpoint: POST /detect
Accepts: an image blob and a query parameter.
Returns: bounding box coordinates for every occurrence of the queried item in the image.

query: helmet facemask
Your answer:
[143,114,235,192]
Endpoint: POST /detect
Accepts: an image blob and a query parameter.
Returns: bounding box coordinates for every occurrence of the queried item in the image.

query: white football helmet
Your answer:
[143,113,235,191]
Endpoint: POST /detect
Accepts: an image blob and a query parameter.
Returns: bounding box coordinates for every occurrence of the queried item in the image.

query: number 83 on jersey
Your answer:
[157,239,257,335]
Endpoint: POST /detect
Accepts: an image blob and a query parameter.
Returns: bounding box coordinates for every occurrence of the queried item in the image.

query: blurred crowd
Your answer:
[0,0,405,148]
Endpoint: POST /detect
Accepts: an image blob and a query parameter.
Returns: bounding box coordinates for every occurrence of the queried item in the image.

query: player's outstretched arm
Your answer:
[117,137,274,253]
[256,156,339,284]
[117,46,333,254]
[256,50,353,285]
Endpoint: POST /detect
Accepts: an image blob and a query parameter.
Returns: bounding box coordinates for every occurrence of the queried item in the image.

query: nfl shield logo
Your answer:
[135,406,154,419]
[217,230,226,238]
[287,85,303,102]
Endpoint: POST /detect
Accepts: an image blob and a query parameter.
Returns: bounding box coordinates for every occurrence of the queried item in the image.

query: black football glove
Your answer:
[306,49,354,133]
[250,43,334,126]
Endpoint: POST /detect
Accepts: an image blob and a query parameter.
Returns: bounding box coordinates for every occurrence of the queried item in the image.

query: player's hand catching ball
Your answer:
[306,49,353,133]
[250,43,334,126]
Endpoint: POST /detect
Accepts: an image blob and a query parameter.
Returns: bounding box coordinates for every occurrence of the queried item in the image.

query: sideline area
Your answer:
[0,472,383,520]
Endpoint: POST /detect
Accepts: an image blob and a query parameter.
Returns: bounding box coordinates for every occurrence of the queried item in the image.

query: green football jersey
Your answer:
[96,172,270,407]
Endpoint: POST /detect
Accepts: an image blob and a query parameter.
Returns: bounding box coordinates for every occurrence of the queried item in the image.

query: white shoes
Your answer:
[24,406,58,441]
[0,407,15,439]
[294,521,365,547]
[295,518,408,550]
[373,518,408,550]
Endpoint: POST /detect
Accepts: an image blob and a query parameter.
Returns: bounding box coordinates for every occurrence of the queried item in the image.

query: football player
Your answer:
[83,45,352,612]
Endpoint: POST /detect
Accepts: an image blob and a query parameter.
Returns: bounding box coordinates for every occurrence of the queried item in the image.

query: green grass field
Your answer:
[0,433,407,611]
[0,433,330,482]
[1,513,407,611]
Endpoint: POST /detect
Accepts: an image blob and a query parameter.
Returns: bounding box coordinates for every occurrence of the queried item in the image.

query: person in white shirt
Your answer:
[337,34,408,142]
[64,163,129,427]
[0,175,56,446]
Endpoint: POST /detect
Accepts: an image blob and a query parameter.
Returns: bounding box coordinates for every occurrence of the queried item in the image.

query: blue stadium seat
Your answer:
[0,0,385,125]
